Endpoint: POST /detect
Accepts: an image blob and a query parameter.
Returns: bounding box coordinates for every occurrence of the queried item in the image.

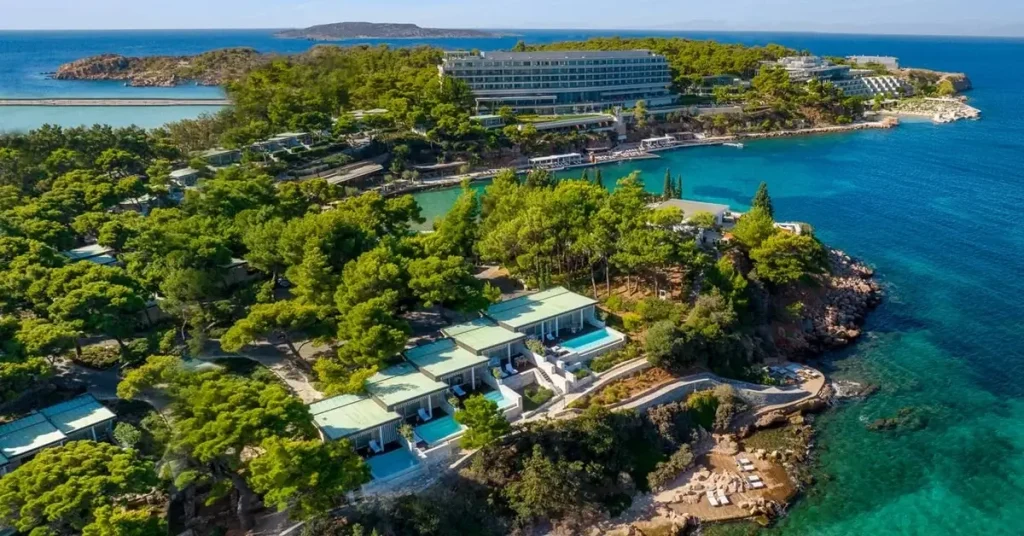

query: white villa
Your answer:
[0,395,116,476]
[61,243,118,267]
[309,286,626,491]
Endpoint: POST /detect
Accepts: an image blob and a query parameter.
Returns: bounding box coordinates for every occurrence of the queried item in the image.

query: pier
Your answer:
[0,98,231,107]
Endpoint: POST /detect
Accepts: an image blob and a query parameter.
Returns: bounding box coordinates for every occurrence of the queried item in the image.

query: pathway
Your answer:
[201,340,324,404]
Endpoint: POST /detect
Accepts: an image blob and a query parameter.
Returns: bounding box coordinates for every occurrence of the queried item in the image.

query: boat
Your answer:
[723,142,745,149]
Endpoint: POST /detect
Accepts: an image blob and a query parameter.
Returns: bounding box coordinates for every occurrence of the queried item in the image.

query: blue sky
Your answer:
[2,0,1024,36]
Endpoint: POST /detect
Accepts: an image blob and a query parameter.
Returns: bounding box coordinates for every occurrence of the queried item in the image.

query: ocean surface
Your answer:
[3,29,1024,535]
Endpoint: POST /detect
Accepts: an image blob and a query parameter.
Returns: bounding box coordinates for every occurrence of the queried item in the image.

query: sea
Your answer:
[3,29,1024,535]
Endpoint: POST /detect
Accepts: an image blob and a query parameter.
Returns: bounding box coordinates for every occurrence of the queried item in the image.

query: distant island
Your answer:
[274,21,510,40]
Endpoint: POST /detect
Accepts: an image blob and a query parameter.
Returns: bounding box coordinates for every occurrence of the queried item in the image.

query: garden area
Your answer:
[570,367,676,409]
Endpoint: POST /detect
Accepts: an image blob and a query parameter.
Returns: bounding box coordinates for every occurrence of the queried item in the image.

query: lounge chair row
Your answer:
[706,489,731,507]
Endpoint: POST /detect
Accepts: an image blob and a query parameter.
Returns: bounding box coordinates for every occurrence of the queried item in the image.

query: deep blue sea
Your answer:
[3,29,1024,534]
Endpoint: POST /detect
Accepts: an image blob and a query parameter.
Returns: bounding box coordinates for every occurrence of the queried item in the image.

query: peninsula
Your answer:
[274,21,509,40]
[52,47,268,87]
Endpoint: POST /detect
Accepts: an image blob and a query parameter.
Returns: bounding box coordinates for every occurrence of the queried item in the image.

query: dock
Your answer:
[0,98,231,107]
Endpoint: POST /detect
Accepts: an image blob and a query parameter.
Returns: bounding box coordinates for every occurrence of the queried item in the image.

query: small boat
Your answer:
[723,142,744,149]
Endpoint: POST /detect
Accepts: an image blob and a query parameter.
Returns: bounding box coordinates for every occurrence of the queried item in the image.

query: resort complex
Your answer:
[309,286,626,488]
[766,55,911,98]
[439,50,674,114]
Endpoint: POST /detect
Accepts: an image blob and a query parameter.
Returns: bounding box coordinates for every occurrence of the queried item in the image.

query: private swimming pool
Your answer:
[415,415,465,446]
[483,389,514,409]
[366,448,420,480]
[560,327,625,356]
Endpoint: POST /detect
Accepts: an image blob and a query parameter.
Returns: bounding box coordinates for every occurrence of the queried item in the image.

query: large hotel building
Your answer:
[439,50,675,114]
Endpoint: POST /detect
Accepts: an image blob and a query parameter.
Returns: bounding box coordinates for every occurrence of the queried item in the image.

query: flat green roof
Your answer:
[487,287,598,330]
[0,413,64,460]
[310,395,401,441]
[405,339,489,379]
[366,363,448,409]
[41,394,116,435]
[442,318,525,353]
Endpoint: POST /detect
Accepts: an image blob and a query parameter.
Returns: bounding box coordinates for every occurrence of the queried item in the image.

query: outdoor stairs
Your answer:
[532,366,563,394]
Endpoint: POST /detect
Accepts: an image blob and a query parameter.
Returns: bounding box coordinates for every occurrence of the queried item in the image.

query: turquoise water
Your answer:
[414,415,466,446]
[366,447,420,480]
[0,105,224,132]
[483,389,513,409]
[411,37,1024,534]
[560,328,621,353]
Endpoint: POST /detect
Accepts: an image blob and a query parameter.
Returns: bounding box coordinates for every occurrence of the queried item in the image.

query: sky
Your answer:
[2,0,1024,36]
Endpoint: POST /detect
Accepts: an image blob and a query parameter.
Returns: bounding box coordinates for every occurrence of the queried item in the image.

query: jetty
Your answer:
[0,98,231,107]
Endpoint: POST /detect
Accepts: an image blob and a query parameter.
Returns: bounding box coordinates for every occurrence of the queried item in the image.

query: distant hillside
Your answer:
[275,22,507,40]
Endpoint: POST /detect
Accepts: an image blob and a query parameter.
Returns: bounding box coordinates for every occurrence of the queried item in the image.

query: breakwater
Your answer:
[0,98,231,107]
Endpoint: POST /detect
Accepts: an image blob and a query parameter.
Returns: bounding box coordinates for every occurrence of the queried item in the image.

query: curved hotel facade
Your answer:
[440,50,675,114]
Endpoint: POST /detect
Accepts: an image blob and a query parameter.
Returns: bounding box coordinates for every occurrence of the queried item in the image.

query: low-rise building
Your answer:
[526,113,618,134]
[833,75,910,98]
[469,114,506,129]
[61,244,118,267]
[0,395,116,476]
[770,56,851,82]
[847,55,900,70]
[529,153,584,169]
[169,168,200,189]
[199,148,242,167]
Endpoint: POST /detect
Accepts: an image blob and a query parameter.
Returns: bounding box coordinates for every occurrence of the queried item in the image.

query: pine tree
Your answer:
[676,175,684,199]
[662,168,673,200]
[752,181,775,219]
[581,169,589,182]
[594,168,604,189]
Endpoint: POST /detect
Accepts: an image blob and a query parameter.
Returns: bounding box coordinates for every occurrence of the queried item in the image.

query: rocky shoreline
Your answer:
[773,249,883,359]
[52,48,268,87]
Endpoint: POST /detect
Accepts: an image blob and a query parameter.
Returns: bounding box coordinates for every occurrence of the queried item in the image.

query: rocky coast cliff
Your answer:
[52,48,268,87]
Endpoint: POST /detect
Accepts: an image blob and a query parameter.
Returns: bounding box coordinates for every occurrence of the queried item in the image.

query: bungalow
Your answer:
[486,286,598,340]
[199,148,242,167]
[310,394,402,451]
[404,338,490,391]
[470,114,505,129]
[653,198,732,226]
[0,394,116,476]
[442,318,526,369]
[169,168,200,189]
[365,363,449,422]
[61,244,118,267]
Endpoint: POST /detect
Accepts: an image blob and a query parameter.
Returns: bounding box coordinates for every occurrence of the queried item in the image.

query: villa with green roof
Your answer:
[0,394,116,476]
[486,286,599,339]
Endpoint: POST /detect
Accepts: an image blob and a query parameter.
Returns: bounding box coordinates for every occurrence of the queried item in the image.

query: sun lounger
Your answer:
[417,408,432,422]
[738,457,751,464]
[369,440,384,454]
[717,490,730,505]
[742,463,756,472]
[750,481,766,489]
[505,363,518,376]
[452,384,467,397]
[746,475,762,483]
[412,431,424,445]
[706,491,720,507]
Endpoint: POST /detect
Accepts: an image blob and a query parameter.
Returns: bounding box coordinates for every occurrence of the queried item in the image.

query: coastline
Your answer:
[0,97,231,107]
[380,119,901,198]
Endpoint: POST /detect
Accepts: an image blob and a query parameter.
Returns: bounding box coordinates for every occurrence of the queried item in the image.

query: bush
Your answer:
[113,422,142,448]
[524,385,554,408]
[685,390,720,431]
[635,297,684,325]
[622,313,644,332]
[123,338,155,366]
[645,321,680,367]
[604,295,635,313]
[573,367,591,380]
[646,444,695,491]
[591,343,641,373]
[291,146,308,154]
[74,344,121,369]
[526,338,545,355]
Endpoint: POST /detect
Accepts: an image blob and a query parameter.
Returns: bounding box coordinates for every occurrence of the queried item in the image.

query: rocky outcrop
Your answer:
[866,407,929,432]
[775,249,882,359]
[53,48,267,87]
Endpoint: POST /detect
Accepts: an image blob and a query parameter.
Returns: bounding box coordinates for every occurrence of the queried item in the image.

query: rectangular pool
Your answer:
[366,448,420,480]
[560,327,624,355]
[415,415,465,446]
[483,389,514,409]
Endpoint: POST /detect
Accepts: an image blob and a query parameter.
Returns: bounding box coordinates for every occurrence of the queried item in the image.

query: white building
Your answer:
[440,50,675,114]
[0,395,116,476]
[529,153,583,169]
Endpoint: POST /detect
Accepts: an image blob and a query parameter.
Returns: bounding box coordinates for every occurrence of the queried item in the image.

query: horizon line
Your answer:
[0,26,1023,40]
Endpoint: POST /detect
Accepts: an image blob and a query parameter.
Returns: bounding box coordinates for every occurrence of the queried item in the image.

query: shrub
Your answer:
[526,338,545,355]
[573,367,591,380]
[622,313,644,332]
[524,385,554,407]
[685,390,720,431]
[645,321,680,367]
[123,338,155,365]
[646,444,695,491]
[113,422,142,448]
[646,401,695,448]
[604,295,635,313]
[591,343,641,373]
[635,297,684,325]
[74,344,121,369]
